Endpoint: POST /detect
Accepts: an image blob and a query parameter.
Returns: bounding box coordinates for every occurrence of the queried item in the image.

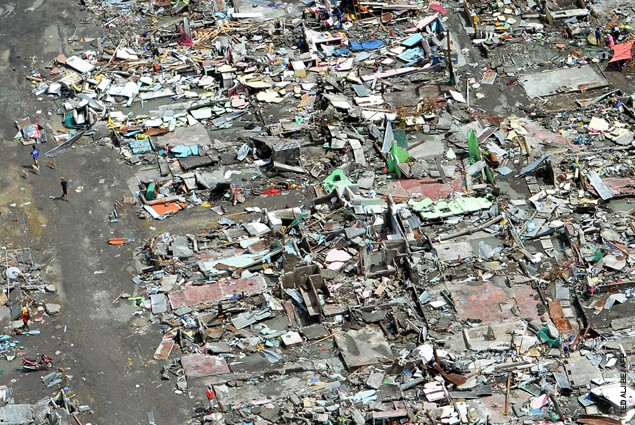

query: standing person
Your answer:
[22,306,30,330]
[595,27,602,46]
[205,385,216,412]
[607,33,615,47]
[31,146,40,173]
[60,177,69,201]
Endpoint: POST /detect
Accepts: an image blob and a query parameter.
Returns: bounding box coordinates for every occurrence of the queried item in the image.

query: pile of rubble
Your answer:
[0,248,92,425]
[0,248,60,339]
[6,0,635,423]
[0,386,91,425]
[124,162,635,424]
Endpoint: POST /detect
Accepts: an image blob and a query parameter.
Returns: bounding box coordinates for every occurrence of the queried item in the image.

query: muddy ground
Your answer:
[0,4,309,423]
[0,1,196,423]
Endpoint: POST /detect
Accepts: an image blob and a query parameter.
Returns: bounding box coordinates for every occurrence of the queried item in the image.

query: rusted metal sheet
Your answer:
[204,327,225,340]
[169,276,267,309]
[602,178,635,197]
[578,415,622,425]
[382,177,464,201]
[181,354,231,378]
[154,328,177,360]
[154,339,174,360]
[481,71,497,85]
[478,127,498,143]
[548,300,573,332]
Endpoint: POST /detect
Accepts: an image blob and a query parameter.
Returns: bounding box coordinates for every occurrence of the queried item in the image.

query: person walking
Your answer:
[22,306,30,330]
[31,146,40,174]
[205,385,216,412]
[60,177,69,201]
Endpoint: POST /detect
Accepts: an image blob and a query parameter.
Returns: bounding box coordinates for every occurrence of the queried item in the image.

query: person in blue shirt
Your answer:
[31,146,40,173]
[60,177,69,201]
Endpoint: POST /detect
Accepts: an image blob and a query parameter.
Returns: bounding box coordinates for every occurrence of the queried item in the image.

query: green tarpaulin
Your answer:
[410,196,493,219]
[323,169,353,192]
[146,182,157,201]
[387,143,412,178]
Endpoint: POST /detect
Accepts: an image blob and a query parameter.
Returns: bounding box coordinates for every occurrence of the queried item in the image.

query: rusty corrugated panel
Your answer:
[477,126,498,142]
[578,414,622,425]
[154,338,174,360]
[548,300,573,332]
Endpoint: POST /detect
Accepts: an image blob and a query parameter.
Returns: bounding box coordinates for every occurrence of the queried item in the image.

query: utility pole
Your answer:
[447,30,456,87]
[3,247,9,326]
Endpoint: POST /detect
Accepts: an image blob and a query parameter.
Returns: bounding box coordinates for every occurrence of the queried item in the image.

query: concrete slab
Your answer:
[150,294,168,314]
[463,320,526,352]
[434,240,474,261]
[520,65,608,98]
[181,354,231,378]
[334,325,392,369]
[408,135,446,159]
[216,373,326,409]
[0,404,34,424]
[44,303,61,315]
[564,353,603,388]
[155,124,211,147]
[228,353,281,375]
[301,324,330,340]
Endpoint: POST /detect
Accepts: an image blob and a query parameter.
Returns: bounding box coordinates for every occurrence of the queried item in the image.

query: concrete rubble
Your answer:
[0,248,91,425]
[5,0,635,423]
[0,385,88,425]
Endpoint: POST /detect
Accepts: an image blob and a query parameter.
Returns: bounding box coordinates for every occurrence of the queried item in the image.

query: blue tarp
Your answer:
[124,129,143,137]
[350,40,385,51]
[333,48,351,57]
[129,139,154,154]
[402,33,423,48]
[171,145,199,158]
[398,47,424,62]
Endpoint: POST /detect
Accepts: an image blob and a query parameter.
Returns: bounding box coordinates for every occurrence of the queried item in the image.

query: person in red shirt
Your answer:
[206,385,216,412]
[22,306,30,330]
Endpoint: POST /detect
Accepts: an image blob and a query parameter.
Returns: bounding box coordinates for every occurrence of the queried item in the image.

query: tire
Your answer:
[45,362,53,370]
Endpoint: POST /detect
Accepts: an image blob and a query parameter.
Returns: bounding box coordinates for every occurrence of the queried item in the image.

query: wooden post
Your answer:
[504,373,511,415]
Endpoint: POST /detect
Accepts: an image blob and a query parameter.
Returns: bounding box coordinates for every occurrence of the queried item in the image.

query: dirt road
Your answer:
[0,1,192,423]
